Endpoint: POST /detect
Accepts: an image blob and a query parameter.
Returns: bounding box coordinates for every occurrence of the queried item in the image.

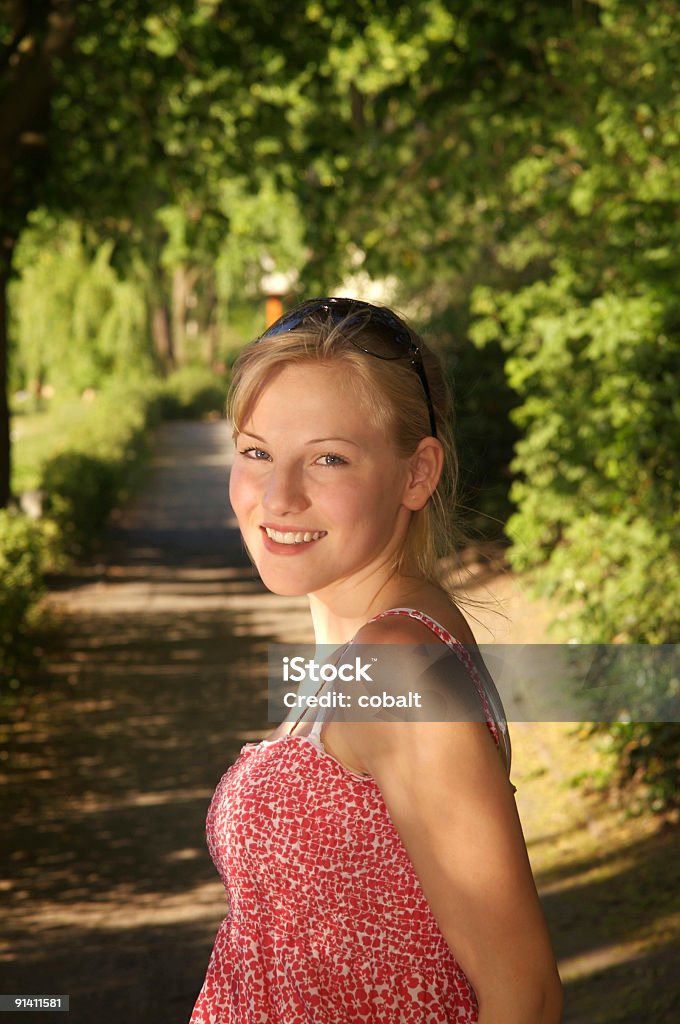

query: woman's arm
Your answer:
[345,623,563,1023]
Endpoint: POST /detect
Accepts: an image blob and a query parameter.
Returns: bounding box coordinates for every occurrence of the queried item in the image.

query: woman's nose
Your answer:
[262,465,310,516]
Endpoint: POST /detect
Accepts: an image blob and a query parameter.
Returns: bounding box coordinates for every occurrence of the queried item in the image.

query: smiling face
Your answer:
[228,360,415,602]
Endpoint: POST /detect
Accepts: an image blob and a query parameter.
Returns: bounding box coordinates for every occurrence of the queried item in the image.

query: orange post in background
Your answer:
[265,295,283,327]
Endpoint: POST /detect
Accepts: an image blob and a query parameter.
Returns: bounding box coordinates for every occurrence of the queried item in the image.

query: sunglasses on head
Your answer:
[256,297,438,439]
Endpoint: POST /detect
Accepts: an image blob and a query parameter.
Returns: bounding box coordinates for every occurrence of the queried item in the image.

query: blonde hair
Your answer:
[227,307,466,593]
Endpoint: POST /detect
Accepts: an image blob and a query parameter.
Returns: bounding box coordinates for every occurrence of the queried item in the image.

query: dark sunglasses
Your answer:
[256,297,438,439]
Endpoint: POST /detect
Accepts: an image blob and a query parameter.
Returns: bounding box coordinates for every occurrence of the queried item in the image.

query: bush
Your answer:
[581,722,680,816]
[41,451,121,556]
[0,510,49,687]
[611,723,680,815]
[154,366,228,420]
[39,382,157,557]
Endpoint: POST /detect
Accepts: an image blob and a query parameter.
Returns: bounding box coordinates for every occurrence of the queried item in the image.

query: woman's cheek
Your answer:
[228,462,255,521]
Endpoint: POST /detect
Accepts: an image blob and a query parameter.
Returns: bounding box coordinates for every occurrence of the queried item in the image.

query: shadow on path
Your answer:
[509,722,680,1024]
[542,827,680,1023]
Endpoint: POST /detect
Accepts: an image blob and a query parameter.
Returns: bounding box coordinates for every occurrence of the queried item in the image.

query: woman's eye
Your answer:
[240,446,270,460]
[316,453,347,467]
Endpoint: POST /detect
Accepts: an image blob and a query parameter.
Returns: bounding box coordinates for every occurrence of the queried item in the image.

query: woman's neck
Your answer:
[308,574,435,645]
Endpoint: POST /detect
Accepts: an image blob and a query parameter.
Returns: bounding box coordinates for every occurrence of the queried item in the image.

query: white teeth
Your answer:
[264,527,326,544]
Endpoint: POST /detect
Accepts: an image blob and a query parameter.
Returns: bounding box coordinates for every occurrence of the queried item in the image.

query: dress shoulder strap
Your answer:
[307,714,326,744]
[367,607,513,777]
[367,606,462,643]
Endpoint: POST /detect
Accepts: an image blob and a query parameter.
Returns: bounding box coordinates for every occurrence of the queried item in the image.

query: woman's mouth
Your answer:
[262,526,327,545]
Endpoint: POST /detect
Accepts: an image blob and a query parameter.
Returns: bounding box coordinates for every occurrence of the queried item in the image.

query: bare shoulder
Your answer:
[334,607,498,778]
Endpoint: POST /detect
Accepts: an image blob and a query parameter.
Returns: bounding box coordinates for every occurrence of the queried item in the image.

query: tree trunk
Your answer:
[203,274,219,366]
[171,266,188,367]
[172,264,200,367]
[143,240,175,375]
[151,302,175,374]
[0,254,12,508]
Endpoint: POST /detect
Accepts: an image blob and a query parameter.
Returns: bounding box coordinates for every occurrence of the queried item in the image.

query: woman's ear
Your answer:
[402,438,444,510]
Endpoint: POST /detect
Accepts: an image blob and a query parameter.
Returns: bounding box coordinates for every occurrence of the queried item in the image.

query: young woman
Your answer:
[190,298,563,1024]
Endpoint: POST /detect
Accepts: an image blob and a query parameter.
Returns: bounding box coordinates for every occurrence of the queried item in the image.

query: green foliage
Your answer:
[10,215,153,396]
[462,0,680,813]
[0,510,48,687]
[42,450,121,556]
[423,309,520,541]
[583,722,680,815]
[472,275,680,644]
[466,1,680,646]
[154,365,228,420]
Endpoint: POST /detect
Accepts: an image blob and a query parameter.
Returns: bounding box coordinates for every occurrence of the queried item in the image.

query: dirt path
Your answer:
[1,421,677,1024]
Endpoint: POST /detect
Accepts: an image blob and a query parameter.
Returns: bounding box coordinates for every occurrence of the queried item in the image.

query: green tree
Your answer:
[0,0,332,504]
[10,215,152,397]
[0,0,75,504]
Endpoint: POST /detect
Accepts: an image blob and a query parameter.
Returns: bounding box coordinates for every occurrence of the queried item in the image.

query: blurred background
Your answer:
[1,2,679,1022]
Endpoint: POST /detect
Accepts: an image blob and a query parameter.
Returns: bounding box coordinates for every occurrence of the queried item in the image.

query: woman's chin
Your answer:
[254,566,317,598]
[263,581,311,598]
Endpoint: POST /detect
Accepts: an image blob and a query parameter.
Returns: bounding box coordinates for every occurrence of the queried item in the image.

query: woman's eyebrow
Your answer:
[305,437,361,447]
[239,430,361,448]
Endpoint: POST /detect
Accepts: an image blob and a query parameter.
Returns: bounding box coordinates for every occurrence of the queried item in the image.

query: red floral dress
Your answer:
[190,608,511,1023]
